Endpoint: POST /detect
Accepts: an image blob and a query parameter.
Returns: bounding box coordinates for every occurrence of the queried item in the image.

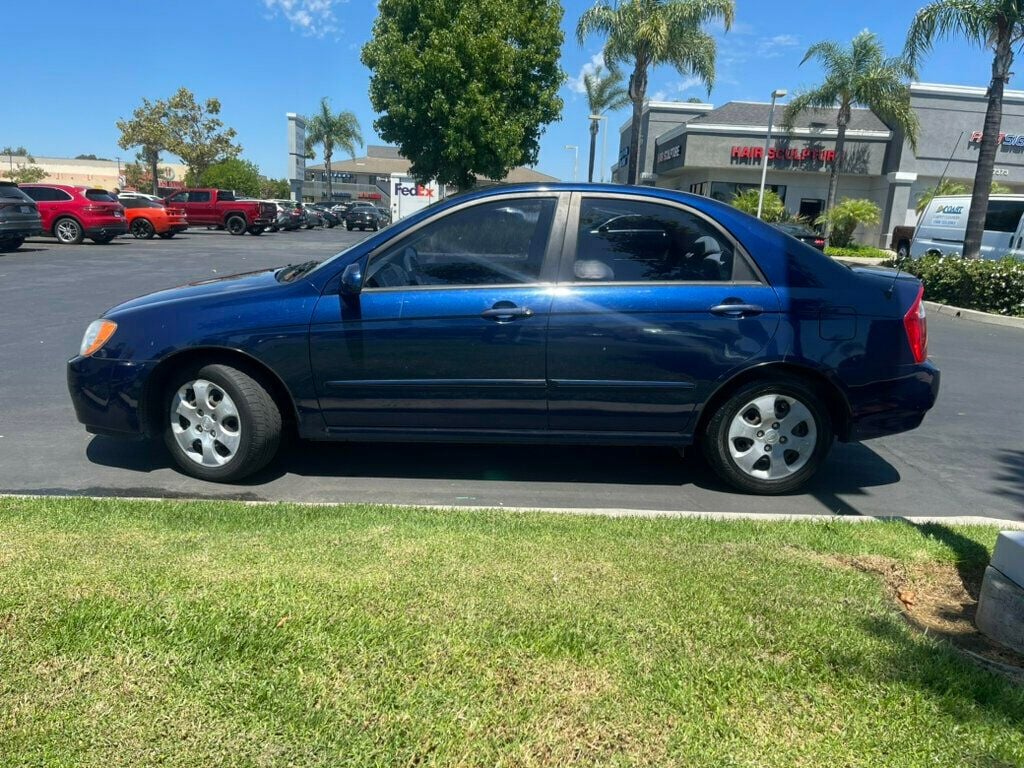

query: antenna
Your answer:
[887,130,966,299]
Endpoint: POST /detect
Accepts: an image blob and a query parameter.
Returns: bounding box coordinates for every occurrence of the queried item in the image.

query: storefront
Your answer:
[616,83,1024,246]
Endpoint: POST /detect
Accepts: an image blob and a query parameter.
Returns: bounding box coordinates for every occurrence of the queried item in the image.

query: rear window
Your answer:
[0,184,31,201]
[84,189,117,202]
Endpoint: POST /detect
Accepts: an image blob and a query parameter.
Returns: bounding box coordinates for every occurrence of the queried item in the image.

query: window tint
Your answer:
[21,186,71,202]
[573,198,746,283]
[189,191,211,203]
[365,198,556,289]
[217,190,234,201]
[85,189,116,202]
[119,198,141,209]
[0,184,31,201]
[983,200,1024,233]
[167,192,188,204]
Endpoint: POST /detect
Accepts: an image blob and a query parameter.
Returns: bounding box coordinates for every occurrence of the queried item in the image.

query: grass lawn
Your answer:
[1,497,1022,767]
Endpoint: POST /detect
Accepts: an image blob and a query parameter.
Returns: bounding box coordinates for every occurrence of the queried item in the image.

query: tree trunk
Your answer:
[588,119,599,183]
[964,31,1012,259]
[822,110,848,245]
[148,149,159,196]
[324,148,333,202]
[626,59,648,185]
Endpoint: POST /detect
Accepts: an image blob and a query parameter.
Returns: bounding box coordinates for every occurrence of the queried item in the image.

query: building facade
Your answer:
[615,83,1024,246]
[1,154,189,192]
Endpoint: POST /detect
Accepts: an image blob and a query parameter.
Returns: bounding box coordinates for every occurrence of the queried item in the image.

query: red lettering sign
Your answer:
[731,146,840,165]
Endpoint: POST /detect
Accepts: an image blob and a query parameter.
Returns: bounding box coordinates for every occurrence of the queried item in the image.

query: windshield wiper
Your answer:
[276,260,320,282]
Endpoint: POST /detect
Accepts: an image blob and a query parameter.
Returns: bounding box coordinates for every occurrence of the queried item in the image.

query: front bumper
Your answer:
[845,361,940,441]
[67,355,155,438]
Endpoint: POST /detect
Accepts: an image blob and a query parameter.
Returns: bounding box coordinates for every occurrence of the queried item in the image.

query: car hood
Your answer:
[107,267,284,315]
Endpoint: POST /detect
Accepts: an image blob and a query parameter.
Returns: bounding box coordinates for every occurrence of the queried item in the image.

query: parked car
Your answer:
[163,188,276,236]
[375,206,392,226]
[121,197,189,239]
[0,181,43,252]
[118,192,165,204]
[344,203,381,231]
[21,184,126,244]
[771,222,825,251]
[67,184,938,494]
[298,204,323,229]
[307,203,339,228]
[910,193,1024,259]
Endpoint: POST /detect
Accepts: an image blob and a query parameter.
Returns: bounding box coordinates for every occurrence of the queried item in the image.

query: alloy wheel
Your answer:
[169,378,242,467]
[56,219,81,243]
[726,394,818,480]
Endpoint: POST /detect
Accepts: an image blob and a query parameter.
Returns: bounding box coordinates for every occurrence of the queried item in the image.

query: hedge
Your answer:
[825,245,891,260]
[885,254,1024,317]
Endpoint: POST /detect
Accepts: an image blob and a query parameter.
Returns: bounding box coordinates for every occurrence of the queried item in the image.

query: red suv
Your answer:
[19,184,127,244]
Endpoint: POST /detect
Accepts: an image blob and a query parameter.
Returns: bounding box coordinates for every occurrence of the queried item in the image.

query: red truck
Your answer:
[163,188,276,236]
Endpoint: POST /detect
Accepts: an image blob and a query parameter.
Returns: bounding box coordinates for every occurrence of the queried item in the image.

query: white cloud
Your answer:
[756,34,801,59]
[263,0,344,37]
[567,51,608,95]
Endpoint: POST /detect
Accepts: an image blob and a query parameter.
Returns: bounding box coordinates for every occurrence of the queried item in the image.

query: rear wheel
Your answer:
[163,363,282,482]
[130,218,156,239]
[54,217,84,244]
[702,377,833,495]
[896,240,910,260]
[0,238,25,252]
[226,215,247,236]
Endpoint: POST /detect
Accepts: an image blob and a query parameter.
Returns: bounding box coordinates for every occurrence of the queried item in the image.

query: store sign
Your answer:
[731,145,838,163]
[656,145,681,163]
[393,180,434,198]
[969,131,1024,147]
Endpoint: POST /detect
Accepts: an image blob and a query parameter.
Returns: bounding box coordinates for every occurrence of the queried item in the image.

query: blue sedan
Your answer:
[68,184,939,494]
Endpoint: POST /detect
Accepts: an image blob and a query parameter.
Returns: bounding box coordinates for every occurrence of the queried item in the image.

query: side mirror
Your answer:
[340,262,363,295]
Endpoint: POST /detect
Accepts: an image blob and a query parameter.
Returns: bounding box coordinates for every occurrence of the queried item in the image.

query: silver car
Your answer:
[0,182,42,252]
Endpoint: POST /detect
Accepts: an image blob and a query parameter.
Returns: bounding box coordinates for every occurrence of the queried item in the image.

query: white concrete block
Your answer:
[991,531,1024,590]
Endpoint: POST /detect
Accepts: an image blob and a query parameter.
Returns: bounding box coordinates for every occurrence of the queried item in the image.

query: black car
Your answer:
[344,204,381,231]
[374,206,392,226]
[772,222,826,251]
[0,182,42,252]
[307,203,340,228]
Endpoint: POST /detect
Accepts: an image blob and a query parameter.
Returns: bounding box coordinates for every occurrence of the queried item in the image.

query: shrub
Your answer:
[816,198,881,248]
[889,254,1024,317]
[826,245,891,260]
[730,188,786,222]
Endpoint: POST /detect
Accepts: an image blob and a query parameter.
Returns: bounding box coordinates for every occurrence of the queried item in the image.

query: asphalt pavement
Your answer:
[0,227,1021,520]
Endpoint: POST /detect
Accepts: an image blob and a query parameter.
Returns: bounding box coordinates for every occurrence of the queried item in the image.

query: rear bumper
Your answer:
[67,355,154,438]
[845,361,940,441]
[84,222,128,238]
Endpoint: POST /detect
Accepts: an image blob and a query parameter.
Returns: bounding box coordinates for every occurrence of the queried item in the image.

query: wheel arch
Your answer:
[694,362,853,443]
[141,346,299,438]
[222,210,249,225]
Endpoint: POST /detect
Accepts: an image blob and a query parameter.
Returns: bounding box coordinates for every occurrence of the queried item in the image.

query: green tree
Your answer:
[816,198,881,248]
[577,0,734,185]
[784,31,918,243]
[906,1,1024,259]
[164,88,241,185]
[305,97,362,201]
[914,178,1013,213]
[363,0,564,190]
[117,97,173,195]
[731,188,786,222]
[1,146,30,156]
[74,153,111,161]
[260,177,292,199]
[198,158,263,197]
[583,65,629,182]
[1,162,46,183]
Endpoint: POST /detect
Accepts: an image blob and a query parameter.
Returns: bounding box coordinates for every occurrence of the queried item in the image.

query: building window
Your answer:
[689,181,709,197]
[710,181,787,204]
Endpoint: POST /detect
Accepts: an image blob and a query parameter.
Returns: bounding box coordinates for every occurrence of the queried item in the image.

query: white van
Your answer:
[910,194,1024,259]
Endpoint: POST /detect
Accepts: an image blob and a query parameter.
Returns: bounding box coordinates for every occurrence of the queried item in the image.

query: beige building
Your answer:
[1,154,189,191]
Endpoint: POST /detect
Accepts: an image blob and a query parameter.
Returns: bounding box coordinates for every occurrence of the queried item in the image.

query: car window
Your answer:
[84,189,117,202]
[217,190,234,201]
[0,184,32,201]
[572,198,748,283]
[21,186,71,202]
[189,191,211,203]
[983,200,1024,233]
[119,198,141,209]
[167,192,187,204]
[365,198,556,289]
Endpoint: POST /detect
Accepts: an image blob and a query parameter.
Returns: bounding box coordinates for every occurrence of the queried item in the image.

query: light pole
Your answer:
[589,114,609,183]
[564,144,579,182]
[757,88,787,220]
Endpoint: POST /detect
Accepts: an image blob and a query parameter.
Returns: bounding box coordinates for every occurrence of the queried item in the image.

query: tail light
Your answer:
[903,284,928,364]
[813,238,825,248]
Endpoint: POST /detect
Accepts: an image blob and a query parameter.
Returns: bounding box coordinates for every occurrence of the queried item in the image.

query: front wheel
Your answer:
[702,377,833,495]
[226,216,247,236]
[163,363,282,482]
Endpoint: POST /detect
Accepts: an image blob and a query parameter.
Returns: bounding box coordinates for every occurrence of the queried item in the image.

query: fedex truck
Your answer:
[390,175,440,221]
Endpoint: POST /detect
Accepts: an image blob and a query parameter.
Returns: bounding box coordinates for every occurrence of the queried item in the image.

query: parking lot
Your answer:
[0,227,1020,520]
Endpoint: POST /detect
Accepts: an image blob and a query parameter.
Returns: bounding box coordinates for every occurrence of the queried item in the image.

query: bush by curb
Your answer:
[826,245,892,260]
[887,254,1024,318]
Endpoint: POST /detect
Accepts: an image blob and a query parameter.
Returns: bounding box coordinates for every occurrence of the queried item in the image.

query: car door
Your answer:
[546,193,781,435]
[308,193,567,432]
[22,186,69,232]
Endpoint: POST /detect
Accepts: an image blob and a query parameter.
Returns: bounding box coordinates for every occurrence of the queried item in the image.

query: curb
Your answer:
[924,301,1024,331]
[2,492,1022,528]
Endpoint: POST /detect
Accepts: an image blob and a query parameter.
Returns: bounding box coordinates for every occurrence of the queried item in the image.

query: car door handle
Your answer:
[709,303,764,317]
[481,304,534,321]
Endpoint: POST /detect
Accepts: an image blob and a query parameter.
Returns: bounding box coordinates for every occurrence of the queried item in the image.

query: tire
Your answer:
[702,376,833,495]
[268,225,279,233]
[345,223,352,231]
[54,217,84,244]
[896,241,910,260]
[0,237,25,253]
[226,215,247,236]
[163,363,282,483]
[91,235,115,244]
[248,226,265,236]
[157,232,176,239]
[130,218,156,239]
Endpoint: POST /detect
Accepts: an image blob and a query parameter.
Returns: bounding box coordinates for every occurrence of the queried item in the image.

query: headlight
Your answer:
[80,319,117,357]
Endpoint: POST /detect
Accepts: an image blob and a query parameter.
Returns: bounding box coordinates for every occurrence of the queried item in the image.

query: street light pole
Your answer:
[590,114,609,183]
[565,144,579,182]
[757,88,787,220]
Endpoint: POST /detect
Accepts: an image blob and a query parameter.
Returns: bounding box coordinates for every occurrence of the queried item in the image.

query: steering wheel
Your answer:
[400,246,422,284]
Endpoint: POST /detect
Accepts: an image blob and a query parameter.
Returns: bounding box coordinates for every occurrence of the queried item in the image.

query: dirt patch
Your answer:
[835,554,1024,681]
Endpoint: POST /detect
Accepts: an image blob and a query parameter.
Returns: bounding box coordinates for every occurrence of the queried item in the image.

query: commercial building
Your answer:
[615,83,1024,246]
[1,153,188,192]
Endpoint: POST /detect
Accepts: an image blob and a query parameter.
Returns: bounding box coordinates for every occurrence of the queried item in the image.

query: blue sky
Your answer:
[1,0,1005,182]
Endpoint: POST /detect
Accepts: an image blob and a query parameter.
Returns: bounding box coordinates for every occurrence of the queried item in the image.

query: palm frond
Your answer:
[904,0,997,69]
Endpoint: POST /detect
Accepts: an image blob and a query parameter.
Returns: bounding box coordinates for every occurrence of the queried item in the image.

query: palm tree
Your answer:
[783,31,918,242]
[577,0,734,185]
[305,97,363,201]
[906,2,1024,259]
[583,65,630,182]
